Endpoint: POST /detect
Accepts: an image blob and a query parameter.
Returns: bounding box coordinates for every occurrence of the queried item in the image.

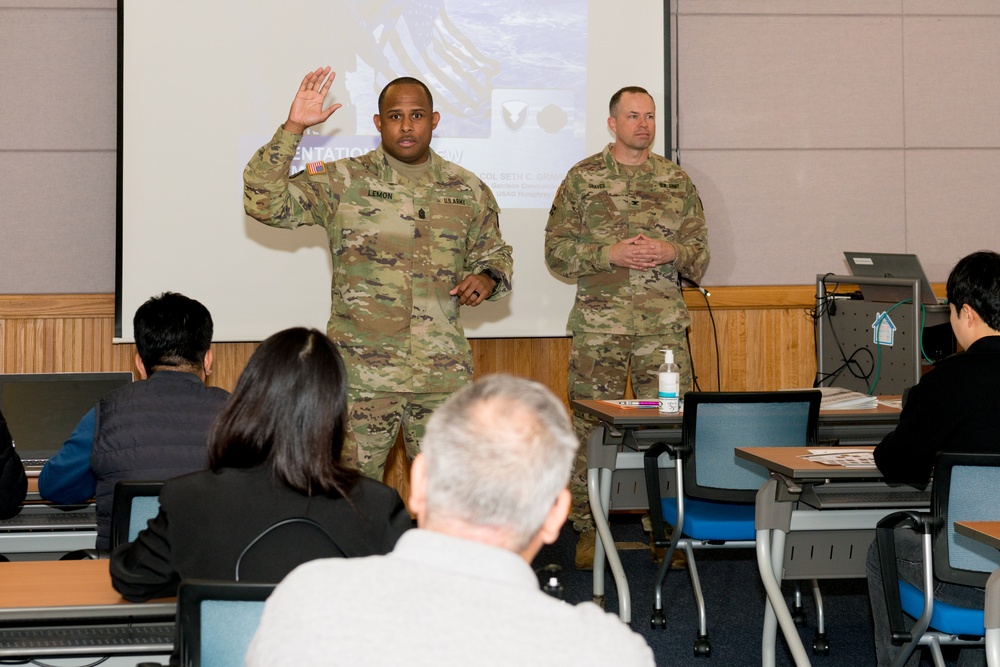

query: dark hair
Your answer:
[946,250,1000,331]
[208,328,359,497]
[133,292,213,371]
[378,76,434,113]
[609,86,652,117]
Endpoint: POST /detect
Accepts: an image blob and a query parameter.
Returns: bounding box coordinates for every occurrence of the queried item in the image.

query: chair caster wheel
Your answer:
[650,609,667,629]
[812,632,829,655]
[693,635,711,657]
[791,606,806,625]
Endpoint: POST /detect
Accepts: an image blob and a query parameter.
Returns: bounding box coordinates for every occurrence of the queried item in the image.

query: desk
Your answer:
[576,399,901,625]
[0,487,97,560]
[954,521,1000,667]
[0,559,174,662]
[737,445,921,667]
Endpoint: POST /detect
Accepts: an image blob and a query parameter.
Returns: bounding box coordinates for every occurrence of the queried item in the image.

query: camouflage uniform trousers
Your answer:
[568,331,693,533]
[344,388,451,481]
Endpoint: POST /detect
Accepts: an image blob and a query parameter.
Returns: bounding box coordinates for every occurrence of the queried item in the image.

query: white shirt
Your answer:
[246,529,655,666]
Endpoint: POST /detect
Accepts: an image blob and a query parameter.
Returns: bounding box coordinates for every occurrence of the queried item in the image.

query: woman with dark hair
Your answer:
[110,328,410,601]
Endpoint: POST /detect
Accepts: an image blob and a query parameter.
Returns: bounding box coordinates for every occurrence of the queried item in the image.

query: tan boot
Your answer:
[575,530,596,570]
[642,514,687,569]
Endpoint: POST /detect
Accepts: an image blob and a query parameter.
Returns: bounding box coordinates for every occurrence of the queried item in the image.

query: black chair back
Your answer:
[176,579,274,667]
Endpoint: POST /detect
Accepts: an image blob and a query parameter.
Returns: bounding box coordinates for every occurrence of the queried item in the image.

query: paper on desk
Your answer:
[878,398,903,410]
[799,449,876,468]
[816,387,878,410]
[781,387,878,409]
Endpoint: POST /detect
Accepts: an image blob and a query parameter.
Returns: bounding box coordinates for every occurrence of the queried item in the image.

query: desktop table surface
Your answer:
[735,446,882,481]
[955,521,1000,551]
[0,560,173,615]
[573,398,901,426]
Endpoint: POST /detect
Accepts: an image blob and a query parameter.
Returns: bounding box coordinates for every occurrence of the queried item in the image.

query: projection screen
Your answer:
[117,0,667,341]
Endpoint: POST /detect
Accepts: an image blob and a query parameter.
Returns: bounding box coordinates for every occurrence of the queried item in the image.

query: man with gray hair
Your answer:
[246,374,654,666]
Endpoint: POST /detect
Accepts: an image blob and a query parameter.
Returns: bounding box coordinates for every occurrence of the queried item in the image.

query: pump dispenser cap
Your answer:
[661,349,674,364]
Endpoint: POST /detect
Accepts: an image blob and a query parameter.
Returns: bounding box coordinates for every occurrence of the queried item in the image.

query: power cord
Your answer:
[680,274,719,391]
[810,274,875,390]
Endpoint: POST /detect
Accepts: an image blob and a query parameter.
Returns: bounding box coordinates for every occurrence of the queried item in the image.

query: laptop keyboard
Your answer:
[0,622,174,655]
[802,483,931,509]
[0,509,96,531]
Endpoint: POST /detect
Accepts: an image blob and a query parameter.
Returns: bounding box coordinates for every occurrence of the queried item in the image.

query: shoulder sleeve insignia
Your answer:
[306,162,326,175]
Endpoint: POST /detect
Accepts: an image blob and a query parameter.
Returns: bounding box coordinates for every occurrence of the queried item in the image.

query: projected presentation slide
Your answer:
[119,0,665,341]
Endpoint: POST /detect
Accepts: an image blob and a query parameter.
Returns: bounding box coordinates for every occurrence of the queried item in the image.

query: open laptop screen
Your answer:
[843,251,941,306]
[0,372,134,467]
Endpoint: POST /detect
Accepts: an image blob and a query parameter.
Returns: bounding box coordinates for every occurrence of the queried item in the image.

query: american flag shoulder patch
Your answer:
[306,162,326,175]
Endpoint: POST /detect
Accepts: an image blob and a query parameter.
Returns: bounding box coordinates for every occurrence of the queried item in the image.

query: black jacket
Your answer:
[874,336,1000,484]
[109,465,411,601]
[0,409,28,519]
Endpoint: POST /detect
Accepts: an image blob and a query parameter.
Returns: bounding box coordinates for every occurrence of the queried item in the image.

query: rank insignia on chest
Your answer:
[306,162,326,175]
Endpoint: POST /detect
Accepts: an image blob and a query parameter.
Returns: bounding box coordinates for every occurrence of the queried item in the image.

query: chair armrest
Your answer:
[59,548,111,561]
[644,442,688,546]
[875,510,934,644]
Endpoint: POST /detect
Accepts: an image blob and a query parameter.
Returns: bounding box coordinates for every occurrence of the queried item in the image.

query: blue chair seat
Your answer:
[661,497,757,541]
[898,580,985,637]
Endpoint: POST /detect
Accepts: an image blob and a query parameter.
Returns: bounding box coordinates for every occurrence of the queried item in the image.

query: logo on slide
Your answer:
[501,101,528,132]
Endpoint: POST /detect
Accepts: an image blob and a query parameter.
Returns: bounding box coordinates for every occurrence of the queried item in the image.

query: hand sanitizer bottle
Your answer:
[658,349,680,414]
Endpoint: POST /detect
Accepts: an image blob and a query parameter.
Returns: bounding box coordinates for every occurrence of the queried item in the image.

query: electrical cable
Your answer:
[679,274,719,391]
[810,274,875,389]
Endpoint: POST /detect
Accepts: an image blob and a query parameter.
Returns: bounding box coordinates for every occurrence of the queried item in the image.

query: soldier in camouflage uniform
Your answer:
[244,67,512,481]
[544,86,709,568]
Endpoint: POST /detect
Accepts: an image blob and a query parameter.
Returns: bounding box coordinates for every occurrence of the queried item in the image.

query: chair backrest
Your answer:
[176,579,274,667]
[682,391,821,503]
[110,480,164,548]
[931,452,1000,587]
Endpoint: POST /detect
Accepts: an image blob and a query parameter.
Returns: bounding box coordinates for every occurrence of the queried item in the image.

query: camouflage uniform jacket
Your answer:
[544,145,708,335]
[244,126,513,393]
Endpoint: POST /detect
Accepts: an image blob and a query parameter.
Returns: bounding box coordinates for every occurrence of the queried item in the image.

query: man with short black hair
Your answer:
[868,250,1000,666]
[246,375,654,666]
[39,292,229,549]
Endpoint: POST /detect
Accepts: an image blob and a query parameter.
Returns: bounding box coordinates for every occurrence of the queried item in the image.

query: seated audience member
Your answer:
[0,408,28,520]
[246,374,655,667]
[868,250,1000,666]
[110,327,410,601]
[38,292,229,549]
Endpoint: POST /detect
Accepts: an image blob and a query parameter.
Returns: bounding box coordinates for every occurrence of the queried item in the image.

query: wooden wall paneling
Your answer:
[1,289,833,505]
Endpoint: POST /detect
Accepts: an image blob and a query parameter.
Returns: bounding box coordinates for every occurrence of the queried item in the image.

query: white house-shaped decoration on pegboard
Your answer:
[872,311,896,346]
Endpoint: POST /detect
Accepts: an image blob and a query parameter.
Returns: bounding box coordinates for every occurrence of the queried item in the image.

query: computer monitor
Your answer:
[0,372,134,470]
[843,251,941,306]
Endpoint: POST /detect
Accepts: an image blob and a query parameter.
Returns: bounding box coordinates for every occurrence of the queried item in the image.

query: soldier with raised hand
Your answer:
[244,66,512,482]
[544,85,709,569]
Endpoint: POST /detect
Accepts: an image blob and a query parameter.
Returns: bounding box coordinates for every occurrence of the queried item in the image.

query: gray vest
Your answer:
[90,371,229,549]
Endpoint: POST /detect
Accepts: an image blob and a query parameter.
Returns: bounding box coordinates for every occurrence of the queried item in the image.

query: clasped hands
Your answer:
[609,234,676,271]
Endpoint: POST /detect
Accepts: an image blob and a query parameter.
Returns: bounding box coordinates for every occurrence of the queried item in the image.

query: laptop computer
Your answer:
[0,372,134,475]
[843,251,944,306]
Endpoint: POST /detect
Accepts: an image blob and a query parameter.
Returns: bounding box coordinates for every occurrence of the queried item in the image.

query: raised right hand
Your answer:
[284,66,343,135]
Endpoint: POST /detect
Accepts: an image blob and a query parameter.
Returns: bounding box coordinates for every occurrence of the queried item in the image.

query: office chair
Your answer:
[643,390,822,657]
[61,480,163,559]
[176,579,275,667]
[876,452,1000,667]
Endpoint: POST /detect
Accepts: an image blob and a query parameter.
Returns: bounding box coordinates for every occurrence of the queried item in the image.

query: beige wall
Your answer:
[672,0,1000,286]
[2,1,998,297]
